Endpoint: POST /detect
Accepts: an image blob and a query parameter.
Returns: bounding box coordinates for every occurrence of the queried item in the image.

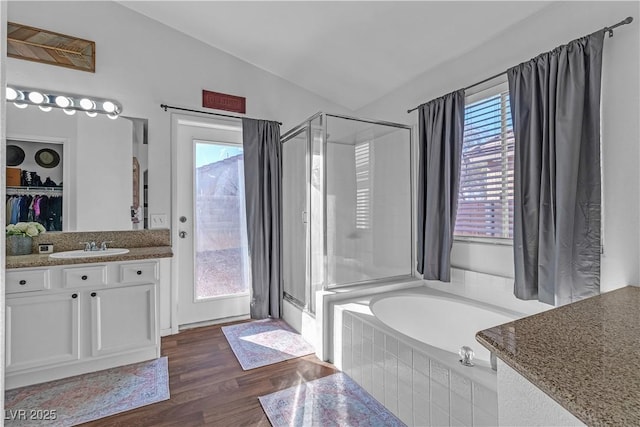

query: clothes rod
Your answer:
[7,186,63,195]
[160,104,282,125]
[406,16,634,114]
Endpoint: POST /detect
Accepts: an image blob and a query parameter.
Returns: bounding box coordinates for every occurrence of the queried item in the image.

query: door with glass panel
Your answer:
[174,115,250,326]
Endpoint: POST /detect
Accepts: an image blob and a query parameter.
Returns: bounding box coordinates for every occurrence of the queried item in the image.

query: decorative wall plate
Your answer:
[7,145,25,166]
[34,148,61,168]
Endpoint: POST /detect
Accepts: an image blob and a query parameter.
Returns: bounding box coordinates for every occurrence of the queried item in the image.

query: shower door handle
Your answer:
[301,211,308,224]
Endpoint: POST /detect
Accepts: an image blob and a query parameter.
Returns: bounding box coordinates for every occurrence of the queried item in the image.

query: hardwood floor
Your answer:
[82,321,339,426]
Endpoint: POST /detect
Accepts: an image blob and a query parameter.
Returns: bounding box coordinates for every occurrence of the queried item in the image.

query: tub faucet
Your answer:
[459,346,475,367]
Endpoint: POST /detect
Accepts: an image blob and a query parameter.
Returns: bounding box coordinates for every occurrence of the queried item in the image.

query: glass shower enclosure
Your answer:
[281,112,413,314]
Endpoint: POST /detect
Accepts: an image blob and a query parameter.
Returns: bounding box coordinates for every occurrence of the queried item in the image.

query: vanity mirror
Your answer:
[6,105,149,232]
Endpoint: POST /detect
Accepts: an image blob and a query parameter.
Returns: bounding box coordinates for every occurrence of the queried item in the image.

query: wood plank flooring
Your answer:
[81,321,339,426]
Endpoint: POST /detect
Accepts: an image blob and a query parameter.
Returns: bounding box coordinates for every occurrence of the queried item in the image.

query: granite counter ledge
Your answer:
[6,246,173,269]
[476,286,640,427]
[30,229,171,252]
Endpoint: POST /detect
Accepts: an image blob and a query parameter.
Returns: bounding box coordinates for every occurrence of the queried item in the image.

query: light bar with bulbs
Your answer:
[5,85,123,119]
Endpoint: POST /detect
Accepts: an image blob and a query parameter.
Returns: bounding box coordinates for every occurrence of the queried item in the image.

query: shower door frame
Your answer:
[281,112,415,315]
[281,122,313,313]
[322,113,415,290]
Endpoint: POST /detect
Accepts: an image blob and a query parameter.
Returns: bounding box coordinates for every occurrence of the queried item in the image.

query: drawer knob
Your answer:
[91,292,97,297]
[19,280,27,285]
[81,275,88,280]
[72,293,78,299]
[136,270,142,275]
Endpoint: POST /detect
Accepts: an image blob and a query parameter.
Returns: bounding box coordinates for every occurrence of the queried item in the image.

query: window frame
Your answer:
[454,77,514,246]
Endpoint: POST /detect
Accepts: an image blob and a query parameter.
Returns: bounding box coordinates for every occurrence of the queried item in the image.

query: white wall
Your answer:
[1,0,7,417]
[357,1,640,292]
[6,0,351,234]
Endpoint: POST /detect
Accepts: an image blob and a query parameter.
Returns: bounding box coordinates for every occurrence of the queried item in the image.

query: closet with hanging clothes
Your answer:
[6,140,64,231]
[6,187,63,231]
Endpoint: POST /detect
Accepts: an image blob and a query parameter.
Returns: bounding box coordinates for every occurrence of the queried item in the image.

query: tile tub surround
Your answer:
[336,302,499,426]
[7,229,172,268]
[476,286,640,427]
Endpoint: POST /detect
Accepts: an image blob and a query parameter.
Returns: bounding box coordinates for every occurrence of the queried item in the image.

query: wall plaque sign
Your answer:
[202,90,246,114]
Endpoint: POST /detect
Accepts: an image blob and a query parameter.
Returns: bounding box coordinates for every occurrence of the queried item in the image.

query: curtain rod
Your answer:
[406,16,634,114]
[160,104,282,125]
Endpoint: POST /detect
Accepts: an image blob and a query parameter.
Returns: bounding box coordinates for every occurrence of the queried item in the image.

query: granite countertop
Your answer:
[6,246,173,269]
[476,286,640,427]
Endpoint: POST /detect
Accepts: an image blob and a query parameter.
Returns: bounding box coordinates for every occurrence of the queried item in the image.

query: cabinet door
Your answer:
[90,284,157,357]
[6,293,80,371]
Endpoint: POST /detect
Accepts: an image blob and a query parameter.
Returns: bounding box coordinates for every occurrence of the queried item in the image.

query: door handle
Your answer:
[179,231,187,238]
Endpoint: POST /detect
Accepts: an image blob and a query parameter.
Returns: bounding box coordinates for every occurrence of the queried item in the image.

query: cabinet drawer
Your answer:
[6,269,50,293]
[63,266,107,288]
[119,262,158,284]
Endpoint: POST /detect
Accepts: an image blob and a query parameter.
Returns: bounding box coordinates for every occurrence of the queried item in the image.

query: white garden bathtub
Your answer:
[370,290,520,364]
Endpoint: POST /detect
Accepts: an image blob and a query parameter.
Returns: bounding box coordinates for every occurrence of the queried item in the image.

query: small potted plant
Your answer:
[6,222,46,256]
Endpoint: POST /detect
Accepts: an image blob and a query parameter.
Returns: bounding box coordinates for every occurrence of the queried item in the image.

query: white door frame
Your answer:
[170,112,250,329]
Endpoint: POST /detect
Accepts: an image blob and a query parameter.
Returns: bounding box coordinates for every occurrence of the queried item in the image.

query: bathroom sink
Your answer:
[49,248,130,259]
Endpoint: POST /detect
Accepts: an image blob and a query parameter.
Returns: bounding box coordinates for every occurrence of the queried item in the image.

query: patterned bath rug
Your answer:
[259,372,406,427]
[5,357,170,426]
[221,318,315,370]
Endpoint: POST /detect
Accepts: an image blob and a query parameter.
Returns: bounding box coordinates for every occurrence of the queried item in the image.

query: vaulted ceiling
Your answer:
[119,1,551,111]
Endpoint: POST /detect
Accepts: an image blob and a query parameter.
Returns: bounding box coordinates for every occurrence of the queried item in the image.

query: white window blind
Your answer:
[355,141,371,229]
[455,83,514,239]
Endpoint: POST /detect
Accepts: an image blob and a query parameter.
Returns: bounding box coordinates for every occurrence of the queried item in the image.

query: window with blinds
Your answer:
[454,83,514,239]
[355,141,371,229]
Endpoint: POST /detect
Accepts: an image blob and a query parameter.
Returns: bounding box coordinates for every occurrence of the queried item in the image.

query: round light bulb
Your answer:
[63,108,76,116]
[85,111,98,118]
[79,98,94,110]
[55,96,71,108]
[102,101,116,113]
[6,87,18,101]
[107,112,119,120]
[28,91,45,104]
[39,105,53,112]
[14,102,28,109]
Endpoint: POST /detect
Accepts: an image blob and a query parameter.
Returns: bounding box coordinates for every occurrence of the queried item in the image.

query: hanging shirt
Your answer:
[33,196,41,220]
[19,195,31,222]
[11,197,21,224]
[6,197,13,226]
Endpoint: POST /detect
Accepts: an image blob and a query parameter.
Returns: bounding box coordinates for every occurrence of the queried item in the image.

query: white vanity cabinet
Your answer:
[5,260,161,390]
[6,292,80,371]
[90,284,157,357]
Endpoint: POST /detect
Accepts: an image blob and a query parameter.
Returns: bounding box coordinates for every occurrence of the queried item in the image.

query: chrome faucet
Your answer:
[459,346,475,367]
[80,241,112,251]
[80,241,95,251]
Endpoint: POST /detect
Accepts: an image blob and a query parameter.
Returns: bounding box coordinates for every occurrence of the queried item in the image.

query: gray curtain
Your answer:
[417,90,465,281]
[242,118,282,319]
[508,30,604,305]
